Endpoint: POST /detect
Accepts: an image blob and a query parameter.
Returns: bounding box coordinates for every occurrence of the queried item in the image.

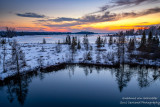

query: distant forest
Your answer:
[0,30,96,37]
[0,26,160,37]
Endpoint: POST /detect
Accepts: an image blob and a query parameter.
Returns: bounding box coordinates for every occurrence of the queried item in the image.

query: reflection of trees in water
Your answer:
[137,66,160,88]
[95,67,100,74]
[137,66,149,88]
[39,69,45,80]
[14,75,30,105]
[0,72,37,105]
[89,67,93,74]
[67,65,94,77]
[0,64,160,105]
[4,76,29,105]
[153,69,160,81]
[67,65,75,78]
[115,65,133,92]
[6,82,14,103]
[84,66,93,76]
[66,65,160,92]
[84,66,101,76]
[84,67,89,76]
[115,65,160,92]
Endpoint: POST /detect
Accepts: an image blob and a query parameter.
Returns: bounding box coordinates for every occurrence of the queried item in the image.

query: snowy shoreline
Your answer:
[1,61,160,82]
[0,33,160,81]
[0,41,160,81]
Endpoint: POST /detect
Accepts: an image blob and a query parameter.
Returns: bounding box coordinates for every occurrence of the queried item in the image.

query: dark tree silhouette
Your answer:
[65,35,71,45]
[83,35,89,50]
[77,39,81,49]
[128,38,135,52]
[108,35,113,45]
[5,27,16,38]
[138,31,146,51]
[96,36,103,48]
[43,38,46,44]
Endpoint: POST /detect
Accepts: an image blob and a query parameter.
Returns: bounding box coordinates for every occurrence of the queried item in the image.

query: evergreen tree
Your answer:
[86,51,92,61]
[96,36,103,48]
[83,35,89,50]
[152,35,159,53]
[103,37,107,46]
[147,31,153,52]
[71,37,77,53]
[66,35,71,45]
[43,38,46,44]
[148,31,153,44]
[55,43,61,53]
[109,35,113,45]
[77,39,81,49]
[58,40,60,44]
[66,35,68,44]
[128,39,135,52]
[138,31,146,51]
[155,34,159,45]
[114,39,116,43]
[1,38,6,45]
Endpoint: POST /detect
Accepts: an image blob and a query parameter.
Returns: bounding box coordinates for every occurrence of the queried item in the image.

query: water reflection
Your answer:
[115,65,132,92]
[138,66,160,88]
[0,72,37,105]
[0,64,160,106]
[4,74,31,105]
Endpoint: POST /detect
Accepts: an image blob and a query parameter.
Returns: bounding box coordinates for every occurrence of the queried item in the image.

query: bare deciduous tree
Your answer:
[5,27,16,38]
[11,40,26,74]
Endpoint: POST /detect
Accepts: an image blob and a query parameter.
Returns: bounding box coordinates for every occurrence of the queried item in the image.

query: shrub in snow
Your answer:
[96,52,101,63]
[83,51,92,62]
[55,43,61,53]
[37,56,44,68]
[41,46,45,52]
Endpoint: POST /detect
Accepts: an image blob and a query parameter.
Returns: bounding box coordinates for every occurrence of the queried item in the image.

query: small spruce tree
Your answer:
[43,38,46,44]
[138,31,146,51]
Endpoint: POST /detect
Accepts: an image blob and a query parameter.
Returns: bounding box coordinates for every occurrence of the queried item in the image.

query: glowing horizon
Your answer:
[0,0,160,33]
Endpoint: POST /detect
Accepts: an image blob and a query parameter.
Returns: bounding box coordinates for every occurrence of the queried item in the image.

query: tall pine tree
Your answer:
[138,30,146,51]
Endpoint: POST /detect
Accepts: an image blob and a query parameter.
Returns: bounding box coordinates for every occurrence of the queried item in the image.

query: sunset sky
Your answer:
[0,0,160,33]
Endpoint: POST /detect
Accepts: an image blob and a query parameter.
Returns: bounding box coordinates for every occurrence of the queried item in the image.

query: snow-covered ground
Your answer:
[0,34,159,80]
[0,41,119,80]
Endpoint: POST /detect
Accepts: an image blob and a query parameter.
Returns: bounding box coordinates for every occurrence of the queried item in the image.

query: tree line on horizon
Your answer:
[0,26,160,74]
[0,28,96,37]
[0,26,160,37]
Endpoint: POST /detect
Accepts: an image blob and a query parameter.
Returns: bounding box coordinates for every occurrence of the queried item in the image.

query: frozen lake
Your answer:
[12,34,141,44]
